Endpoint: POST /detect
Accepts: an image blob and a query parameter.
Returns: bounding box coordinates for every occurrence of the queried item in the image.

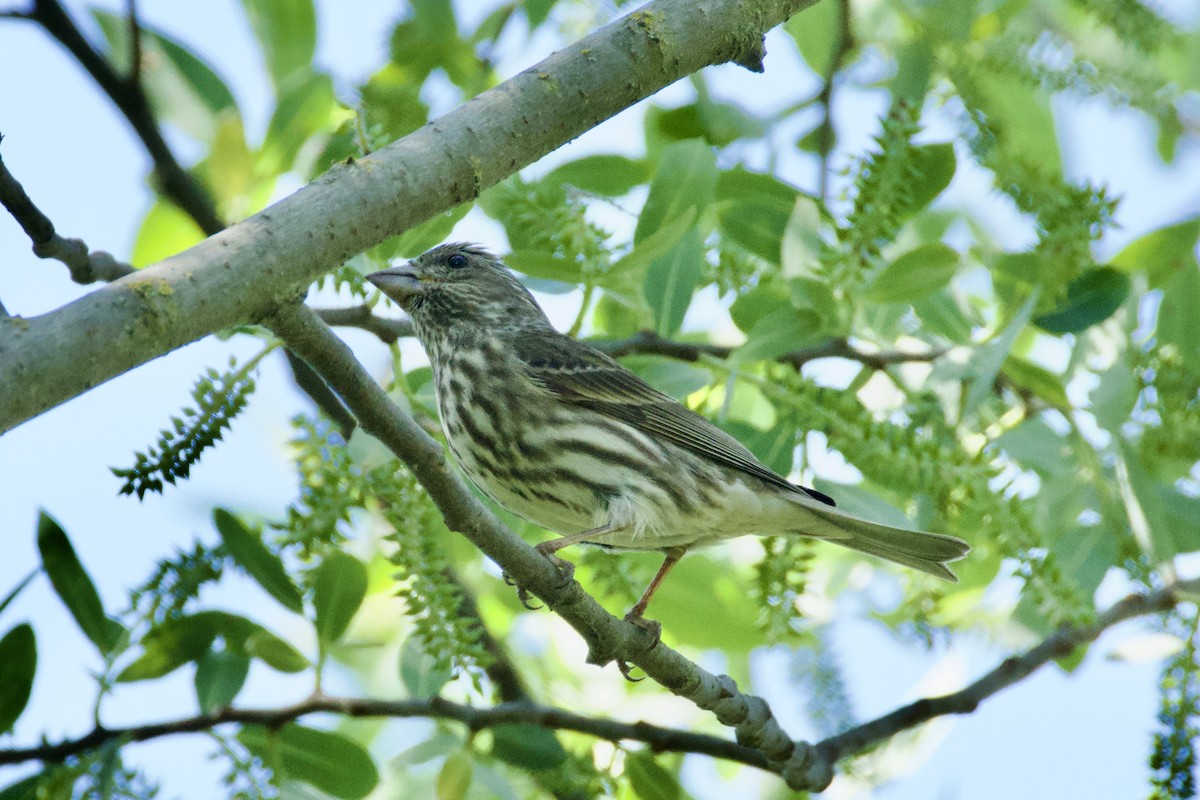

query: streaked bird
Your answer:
[367,243,969,643]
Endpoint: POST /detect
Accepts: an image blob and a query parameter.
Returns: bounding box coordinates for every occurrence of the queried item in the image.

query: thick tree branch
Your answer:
[264,303,827,790]
[24,0,224,235]
[0,0,818,434]
[0,144,135,284]
[0,694,770,770]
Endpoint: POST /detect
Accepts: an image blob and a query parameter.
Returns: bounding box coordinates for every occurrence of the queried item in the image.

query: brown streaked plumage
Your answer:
[366,243,969,649]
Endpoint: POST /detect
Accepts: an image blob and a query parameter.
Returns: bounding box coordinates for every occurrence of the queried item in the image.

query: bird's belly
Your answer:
[446,423,787,550]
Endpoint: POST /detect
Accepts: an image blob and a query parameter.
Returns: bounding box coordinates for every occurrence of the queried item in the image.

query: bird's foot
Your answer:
[616,610,662,682]
[502,572,543,610]
[533,542,577,588]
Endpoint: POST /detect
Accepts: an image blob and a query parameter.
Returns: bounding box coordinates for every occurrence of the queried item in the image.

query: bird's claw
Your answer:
[533,543,576,588]
[617,611,662,682]
[502,572,543,610]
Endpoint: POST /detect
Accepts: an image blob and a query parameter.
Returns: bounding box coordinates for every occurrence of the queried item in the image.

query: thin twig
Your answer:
[25,0,224,234]
[816,576,1200,764]
[815,0,852,203]
[0,144,135,284]
[592,330,947,371]
[125,0,142,87]
[0,694,770,770]
[313,306,413,344]
[2,579,1194,784]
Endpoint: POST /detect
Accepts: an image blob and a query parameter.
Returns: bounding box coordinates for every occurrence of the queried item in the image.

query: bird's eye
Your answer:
[447,254,469,269]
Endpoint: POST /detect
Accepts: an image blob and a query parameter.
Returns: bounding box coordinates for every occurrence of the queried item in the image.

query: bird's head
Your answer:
[366,243,550,336]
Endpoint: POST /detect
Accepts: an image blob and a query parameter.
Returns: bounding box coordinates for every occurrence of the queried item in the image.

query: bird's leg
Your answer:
[618,546,686,681]
[534,523,618,585]
[507,523,618,609]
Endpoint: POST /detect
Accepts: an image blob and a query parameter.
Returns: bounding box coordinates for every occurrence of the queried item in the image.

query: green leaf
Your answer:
[621,356,711,400]
[523,0,556,27]
[194,648,250,713]
[971,72,1060,174]
[912,289,975,343]
[545,155,649,196]
[213,509,303,613]
[261,72,337,174]
[1033,267,1130,334]
[92,10,238,143]
[608,207,695,279]
[715,168,802,206]
[1119,444,1200,561]
[635,139,717,244]
[36,511,123,654]
[865,243,959,302]
[437,750,474,800]
[118,611,306,681]
[117,613,220,682]
[382,203,473,261]
[243,629,309,673]
[784,0,840,78]
[1111,216,1200,288]
[314,553,368,647]
[719,418,794,475]
[360,64,431,142]
[0,624,36,734]
[241,0,316,91]
[718,200,791,264]
[649,555,761,651]
[1157,263,1200,357]
[644,227,704,336]
[732,307,822,365]
[390,0,479,89]
[1091,360,1138,433]
[131,199,208,268]
[0,773,41,800]
[781,195,825,279]
[729,282,790,334]
[625,751,682,800]
[239,724,380,799]
[399,635,452,699]
[908,143,957,211]
[490,724,567,771]
[503,250,583,284]
[1000,356,1069,410]
[964,290,1040,415]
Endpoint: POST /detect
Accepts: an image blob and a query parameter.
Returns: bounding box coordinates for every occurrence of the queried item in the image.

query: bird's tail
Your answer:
[789,504,970,582]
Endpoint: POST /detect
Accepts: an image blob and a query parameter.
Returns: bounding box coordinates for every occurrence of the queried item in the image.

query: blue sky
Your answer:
[1,1,1198,798]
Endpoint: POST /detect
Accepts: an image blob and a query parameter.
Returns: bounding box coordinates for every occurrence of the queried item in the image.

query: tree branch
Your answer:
[0,694,770,771]
[814,0,852,202]
[264,303,827,790]
[3,577,1193,787]
[0,0,819,434]
[592,330,946,371]
[313,305,413,344]
[0,143,136,284]
[25,0,224,235]
[814,576,1200,765]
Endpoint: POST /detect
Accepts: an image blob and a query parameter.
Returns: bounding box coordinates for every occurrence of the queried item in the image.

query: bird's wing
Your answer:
[512,331,835,507]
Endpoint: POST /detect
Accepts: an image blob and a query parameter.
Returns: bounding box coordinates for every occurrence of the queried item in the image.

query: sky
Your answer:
[1,1,1199,799]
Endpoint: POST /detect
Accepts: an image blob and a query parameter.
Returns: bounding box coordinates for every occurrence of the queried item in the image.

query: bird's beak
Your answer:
[366,263,424,303]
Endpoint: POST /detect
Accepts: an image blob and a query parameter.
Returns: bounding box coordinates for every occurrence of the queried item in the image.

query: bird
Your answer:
[366,243,969,642]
